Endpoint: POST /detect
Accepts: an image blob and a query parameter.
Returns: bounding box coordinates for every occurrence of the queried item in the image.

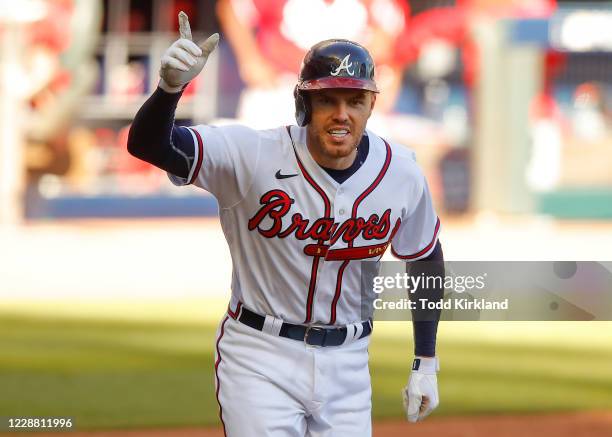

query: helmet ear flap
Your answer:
[294,86,311,127]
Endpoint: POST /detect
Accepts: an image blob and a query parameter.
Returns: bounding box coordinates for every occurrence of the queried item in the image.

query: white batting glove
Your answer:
[402,356,440,423]
[159,11,220,93]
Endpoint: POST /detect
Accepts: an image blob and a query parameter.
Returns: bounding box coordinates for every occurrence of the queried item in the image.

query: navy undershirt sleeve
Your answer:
[411,240,444,357]
[127,87,196,179]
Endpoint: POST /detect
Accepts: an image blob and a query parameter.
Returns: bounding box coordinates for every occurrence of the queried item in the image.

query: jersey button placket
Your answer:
[336,188,346,218]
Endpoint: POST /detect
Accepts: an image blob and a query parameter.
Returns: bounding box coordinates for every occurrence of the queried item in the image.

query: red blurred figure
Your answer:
[217,0,411,122]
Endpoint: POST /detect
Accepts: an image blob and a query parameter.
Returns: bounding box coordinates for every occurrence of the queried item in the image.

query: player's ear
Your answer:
[369,91,377,113]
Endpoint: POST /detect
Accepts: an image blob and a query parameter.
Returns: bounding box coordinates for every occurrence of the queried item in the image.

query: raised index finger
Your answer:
[178,11,192,41]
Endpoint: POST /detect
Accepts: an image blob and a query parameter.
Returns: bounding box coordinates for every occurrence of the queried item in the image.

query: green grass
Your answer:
[0,315,611,430]
[370,335,612,420]
[0,316,219,429]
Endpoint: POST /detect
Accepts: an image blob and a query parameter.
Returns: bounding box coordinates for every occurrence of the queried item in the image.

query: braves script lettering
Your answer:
[248,190,392,246]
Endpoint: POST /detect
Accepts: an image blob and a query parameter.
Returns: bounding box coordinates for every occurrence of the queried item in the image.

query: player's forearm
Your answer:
[127,87,192,178]
[409,240,444,357]
[412,322,438,357]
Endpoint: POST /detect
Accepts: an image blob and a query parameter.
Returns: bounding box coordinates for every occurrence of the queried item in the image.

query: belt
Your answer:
[236,306,372,347]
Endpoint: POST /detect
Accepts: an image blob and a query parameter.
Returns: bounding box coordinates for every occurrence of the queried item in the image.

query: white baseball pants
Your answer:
[214,314,372,437]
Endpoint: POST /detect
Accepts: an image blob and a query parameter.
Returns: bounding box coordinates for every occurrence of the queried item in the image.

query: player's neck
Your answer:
[310,148,357,170]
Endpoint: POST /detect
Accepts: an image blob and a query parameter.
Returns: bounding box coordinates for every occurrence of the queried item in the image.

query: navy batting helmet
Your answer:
[294,39,378,127]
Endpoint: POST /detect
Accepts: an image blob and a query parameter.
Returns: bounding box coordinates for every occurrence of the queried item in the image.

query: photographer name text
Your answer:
[373,298,509,311]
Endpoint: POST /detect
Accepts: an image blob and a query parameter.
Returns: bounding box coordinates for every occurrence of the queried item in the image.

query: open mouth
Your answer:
[327,128,350,140]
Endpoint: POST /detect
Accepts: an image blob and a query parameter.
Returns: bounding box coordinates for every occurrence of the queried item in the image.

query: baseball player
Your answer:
[128,11,444,437]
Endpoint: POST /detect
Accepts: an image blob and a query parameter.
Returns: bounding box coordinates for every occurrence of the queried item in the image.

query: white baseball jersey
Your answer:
[170,124,440,326]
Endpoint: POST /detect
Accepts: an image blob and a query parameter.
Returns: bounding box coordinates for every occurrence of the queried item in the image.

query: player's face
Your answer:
[306,88,376,170]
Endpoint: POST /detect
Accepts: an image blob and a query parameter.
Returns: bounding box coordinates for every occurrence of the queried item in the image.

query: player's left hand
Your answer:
[402,356,439,423]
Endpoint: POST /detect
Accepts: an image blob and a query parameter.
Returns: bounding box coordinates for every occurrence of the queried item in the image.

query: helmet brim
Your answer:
[298,77,379,93]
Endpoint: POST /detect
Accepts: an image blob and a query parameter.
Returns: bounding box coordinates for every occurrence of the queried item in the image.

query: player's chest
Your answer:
[244,172,404,249]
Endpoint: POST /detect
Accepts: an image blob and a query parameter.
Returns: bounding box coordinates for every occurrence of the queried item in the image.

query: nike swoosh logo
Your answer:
[275,170,299,180]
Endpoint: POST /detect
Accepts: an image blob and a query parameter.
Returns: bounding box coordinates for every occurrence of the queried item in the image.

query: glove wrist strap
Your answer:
[412,356,439,373]
[159,78,186,94]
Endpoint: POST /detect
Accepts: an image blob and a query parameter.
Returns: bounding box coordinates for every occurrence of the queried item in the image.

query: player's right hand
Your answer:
[159,11,219,93]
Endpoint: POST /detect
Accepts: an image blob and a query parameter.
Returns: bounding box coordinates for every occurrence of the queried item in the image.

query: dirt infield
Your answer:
[6,412,612,437]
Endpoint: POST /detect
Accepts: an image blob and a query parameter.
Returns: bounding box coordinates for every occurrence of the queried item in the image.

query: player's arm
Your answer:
[390,169,443,423]
[402,240,444,423]
[411,240,444,358]
[127,87,196,178]
[127,12,219,178]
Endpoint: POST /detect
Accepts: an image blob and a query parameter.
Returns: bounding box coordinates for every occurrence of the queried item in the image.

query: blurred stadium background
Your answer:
[0,0,611,436]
